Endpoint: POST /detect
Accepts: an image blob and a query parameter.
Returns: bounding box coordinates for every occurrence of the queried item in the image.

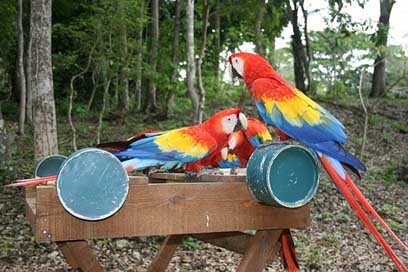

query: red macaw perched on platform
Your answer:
[115,108,247,173]
[6,108,248,187]
[220,117,272,167]
[228,52,407,271]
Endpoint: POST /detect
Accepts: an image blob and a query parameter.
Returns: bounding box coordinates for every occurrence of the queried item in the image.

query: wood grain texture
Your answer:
[149,172,246,183]
[148,235,184,272]
[34,181,309,242]
[57,241,104,272]
[237,229,283,272]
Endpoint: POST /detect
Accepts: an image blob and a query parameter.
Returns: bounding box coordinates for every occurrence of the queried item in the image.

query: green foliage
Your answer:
[0,237,14,254]
[382,162,399,187]
[181,236,201,251]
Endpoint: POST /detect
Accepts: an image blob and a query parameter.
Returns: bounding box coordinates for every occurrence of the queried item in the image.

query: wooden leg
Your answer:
[237,229,283,272]
[148,234,184,272]
[57,241,103,272]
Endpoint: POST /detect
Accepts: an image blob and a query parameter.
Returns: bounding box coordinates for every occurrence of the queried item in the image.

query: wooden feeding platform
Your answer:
[24,172,310,272]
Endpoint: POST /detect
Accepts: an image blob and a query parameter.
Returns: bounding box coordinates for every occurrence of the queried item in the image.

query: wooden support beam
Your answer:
[57,241,103,272]
[237,229,282,272]
[193,232,252,254]
[148,235,184,272]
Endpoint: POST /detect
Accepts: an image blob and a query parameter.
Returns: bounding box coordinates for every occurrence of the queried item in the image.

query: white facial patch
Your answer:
[221,114,238,134]
[231,57,244,78]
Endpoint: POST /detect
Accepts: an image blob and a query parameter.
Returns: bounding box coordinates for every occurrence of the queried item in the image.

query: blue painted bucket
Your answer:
[56,148,129,221]
[246,144,319,208]
[35,155,67,177]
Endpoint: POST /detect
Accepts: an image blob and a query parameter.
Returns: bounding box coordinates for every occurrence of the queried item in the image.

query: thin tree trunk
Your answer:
[87,68,99,112]
[0,107,7,168]
[197,0,210,124]
[166,0,182,118]
[119,0,129,111]
[287,0,307,92]
[31,0,58,162]
[214,0,221,85]
[255,0,265,56]
[97,66,112,144]
[186,0,199,123]
[146,0,159,112]
[26,25,32,124]
[68,41,97,151]
[17,0,26,135]
[299,0,312,93]
[136,17,144,111]
[370,0,395,97]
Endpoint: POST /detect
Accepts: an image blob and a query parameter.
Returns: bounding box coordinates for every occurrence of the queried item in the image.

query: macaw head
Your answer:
[204,108,248,136]
[228,52,276,85]
[244,118,272,141]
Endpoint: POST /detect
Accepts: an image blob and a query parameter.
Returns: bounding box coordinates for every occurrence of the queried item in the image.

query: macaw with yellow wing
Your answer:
[228,52,407,271]
[6,108,247,187]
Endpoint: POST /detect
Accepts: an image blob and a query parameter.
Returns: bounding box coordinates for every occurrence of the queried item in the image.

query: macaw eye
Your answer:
[235,59,239,63]
[227,118,231,121]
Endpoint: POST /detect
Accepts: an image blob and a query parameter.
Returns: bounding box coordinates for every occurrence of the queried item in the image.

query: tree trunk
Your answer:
[255,0,266,56]
[146,0,159,112]
[31,0,58,162]
[197,0,210,124]
[287,0,307,92]
[119,0,129,111]
[214,0,221,85]
[17,0,26,135]
[370,0,395,97]
[299,0,312,93]
[136,13,144,111]
[166,0,182,118]
[26,24,33,124]
[186,0,199,123]
[0,108,8,168]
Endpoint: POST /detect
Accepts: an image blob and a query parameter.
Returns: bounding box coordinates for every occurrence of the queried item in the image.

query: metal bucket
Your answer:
[56,148,129,221]
[35,155,67,177]
[246,144,319,208]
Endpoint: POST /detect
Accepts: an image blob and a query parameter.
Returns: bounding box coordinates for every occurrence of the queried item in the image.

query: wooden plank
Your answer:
[129,176,149,185]
[148,235,184,272]
[237,229,282,272]
[25,196,36,231]
[57,241,103,272]
[193,232,252,254]
[149,172,246,183]
[35,182,310,242]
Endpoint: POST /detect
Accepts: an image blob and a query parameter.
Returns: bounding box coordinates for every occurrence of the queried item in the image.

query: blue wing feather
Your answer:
[256,100,365,171]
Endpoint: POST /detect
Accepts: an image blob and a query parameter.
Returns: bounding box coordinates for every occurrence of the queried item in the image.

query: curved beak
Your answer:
[239,113,248,130]
[221,147,229,160]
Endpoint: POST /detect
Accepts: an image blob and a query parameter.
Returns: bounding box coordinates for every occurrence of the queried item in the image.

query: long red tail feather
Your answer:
[321,155,407,272]
[280,229,299,272]
[4,175,57,187]
[345,175,408,252]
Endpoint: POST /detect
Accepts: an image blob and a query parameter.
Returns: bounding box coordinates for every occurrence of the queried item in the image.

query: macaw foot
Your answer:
[230,166,239,175]
[184,171,202,182]
[201,168,226,176]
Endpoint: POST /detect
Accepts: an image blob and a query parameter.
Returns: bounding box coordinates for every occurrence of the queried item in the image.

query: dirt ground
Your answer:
[1,99,407,271]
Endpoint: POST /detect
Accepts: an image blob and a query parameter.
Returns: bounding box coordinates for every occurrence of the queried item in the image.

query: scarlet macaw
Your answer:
[220,117,272,167]
[6,108,248,186]
[228,52,407,271]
